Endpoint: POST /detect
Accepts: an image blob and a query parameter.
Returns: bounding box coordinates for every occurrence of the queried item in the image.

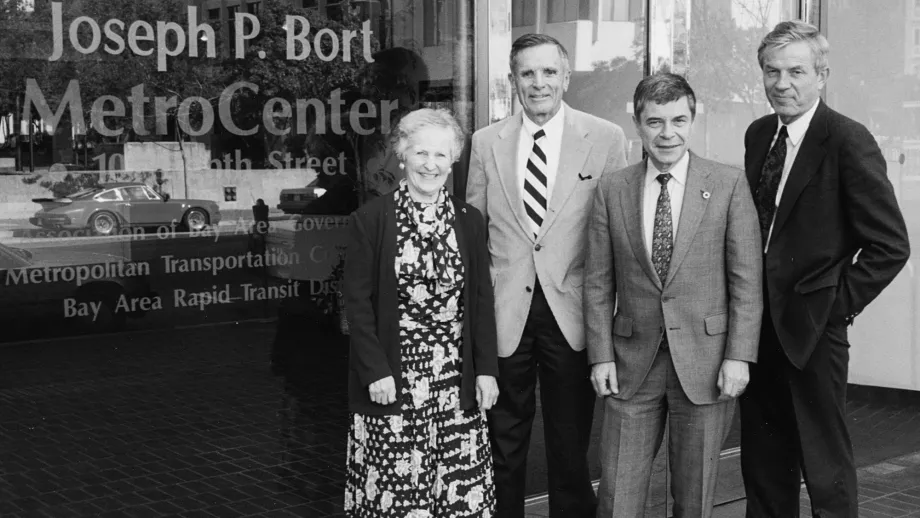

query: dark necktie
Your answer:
[651,173,673,283]
[524,129,548,238]
[754,125,788,248]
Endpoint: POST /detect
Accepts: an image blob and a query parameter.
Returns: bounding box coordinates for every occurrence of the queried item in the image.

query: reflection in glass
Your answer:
[512,0,538,27]
[0,0,476,341]
[826,1,920,391]
[669,0,797,166]
[511,0,646,162]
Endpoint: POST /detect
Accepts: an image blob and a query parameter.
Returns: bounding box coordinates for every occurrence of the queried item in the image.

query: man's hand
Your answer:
[717,359,749,400]
[368,376,397,405]
[476,375,499,411]
[590,362,619,397]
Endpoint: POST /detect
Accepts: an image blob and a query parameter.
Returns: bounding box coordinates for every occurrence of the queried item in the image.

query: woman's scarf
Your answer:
[394,180,458,293]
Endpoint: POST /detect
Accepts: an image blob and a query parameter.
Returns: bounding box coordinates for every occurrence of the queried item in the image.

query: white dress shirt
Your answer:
[764,99,820,252]
[518,104,565,207]
[643,151,689,260]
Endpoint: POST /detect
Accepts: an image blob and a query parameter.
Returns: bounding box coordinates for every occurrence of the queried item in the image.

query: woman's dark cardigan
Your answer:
[343,193,499,415]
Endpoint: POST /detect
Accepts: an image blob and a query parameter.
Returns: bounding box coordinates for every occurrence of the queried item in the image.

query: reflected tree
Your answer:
[566,56,643,133]
[685,1,771,121]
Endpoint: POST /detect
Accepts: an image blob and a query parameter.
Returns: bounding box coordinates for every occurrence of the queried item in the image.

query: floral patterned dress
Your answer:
[344,183,495,518]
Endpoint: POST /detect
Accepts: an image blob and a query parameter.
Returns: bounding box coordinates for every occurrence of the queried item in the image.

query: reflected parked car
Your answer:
[0,240,154,336]
[277,180,327,214]
[29,182,221,236]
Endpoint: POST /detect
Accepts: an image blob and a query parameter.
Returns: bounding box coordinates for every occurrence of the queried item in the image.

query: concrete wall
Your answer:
[124,142,211,172]
[0,175,55,219]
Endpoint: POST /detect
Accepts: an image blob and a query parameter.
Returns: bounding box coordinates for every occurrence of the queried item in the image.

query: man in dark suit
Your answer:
[740,21,911,518]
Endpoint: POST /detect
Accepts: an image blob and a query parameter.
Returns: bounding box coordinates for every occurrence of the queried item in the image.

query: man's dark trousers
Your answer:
[488,284,597,518]
[740,285,857,518]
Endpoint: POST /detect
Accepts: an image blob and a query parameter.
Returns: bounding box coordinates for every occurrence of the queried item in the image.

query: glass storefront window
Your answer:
[825,1,920,391]
[512,0,538,27]
[0,0,475,342]
[665,0,798,167]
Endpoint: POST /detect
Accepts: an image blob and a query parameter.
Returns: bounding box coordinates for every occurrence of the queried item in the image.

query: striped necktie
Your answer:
[524,129,548,238]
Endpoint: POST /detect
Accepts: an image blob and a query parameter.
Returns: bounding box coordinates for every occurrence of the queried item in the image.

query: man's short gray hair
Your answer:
[390,108,465,163]
[509,33,571,75]
[757,20,829,73]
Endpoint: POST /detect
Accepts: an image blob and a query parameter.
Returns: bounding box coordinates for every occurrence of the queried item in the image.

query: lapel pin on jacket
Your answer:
[702,190,711,199]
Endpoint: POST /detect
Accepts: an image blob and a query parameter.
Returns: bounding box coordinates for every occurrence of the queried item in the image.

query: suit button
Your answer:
[662,296,673,302]
[535,244,542,251]
[526,287,532,293]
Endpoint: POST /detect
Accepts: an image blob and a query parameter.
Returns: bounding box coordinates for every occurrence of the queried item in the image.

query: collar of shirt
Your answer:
[644,150,690,189]
[772,98,820,148]
[522,102,565,140]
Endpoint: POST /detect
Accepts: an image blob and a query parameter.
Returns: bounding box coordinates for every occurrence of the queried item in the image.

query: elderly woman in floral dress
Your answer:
[343,107,499,518]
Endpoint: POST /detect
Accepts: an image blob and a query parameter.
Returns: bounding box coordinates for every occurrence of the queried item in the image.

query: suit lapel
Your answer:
[539,110,591,239]
[746,116,777,190]
[621,163,661,289]
[491,113,533,239]
[771,101,829,240]
[665,153,711,287]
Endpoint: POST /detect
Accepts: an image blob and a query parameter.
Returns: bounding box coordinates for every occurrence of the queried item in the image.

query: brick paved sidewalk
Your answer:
[523,450,920,517]
[711,452,920,518]
[0,319,351,518]
[2,317,920,518]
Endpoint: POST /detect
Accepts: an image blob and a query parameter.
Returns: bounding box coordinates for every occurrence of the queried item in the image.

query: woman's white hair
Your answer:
[390,108,465,163]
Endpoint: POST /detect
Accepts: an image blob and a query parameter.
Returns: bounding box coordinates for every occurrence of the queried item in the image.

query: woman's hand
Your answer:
[476,375,499,411]
[368,376,397,405]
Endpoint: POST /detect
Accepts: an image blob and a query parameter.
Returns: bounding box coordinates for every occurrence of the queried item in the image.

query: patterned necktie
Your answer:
[524,129,548,238]
[651,173,673,283]
[754,125,788,248]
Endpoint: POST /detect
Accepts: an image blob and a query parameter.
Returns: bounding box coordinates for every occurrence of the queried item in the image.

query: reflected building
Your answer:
[510,0,644,72]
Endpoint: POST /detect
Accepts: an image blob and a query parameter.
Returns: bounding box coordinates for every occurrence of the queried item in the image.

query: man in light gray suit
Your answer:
[584,73,763,517]
[467,34,628,518]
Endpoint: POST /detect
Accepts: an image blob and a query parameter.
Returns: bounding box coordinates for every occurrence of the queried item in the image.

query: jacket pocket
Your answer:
[794,271,839,294]
[613,315,633,337]
[704,313,728,335]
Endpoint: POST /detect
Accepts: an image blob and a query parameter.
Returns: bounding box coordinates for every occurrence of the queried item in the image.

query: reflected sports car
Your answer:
[29,182,221,236]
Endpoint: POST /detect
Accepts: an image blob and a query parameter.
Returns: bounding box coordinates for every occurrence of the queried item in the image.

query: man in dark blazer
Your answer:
[740,21,911,518]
